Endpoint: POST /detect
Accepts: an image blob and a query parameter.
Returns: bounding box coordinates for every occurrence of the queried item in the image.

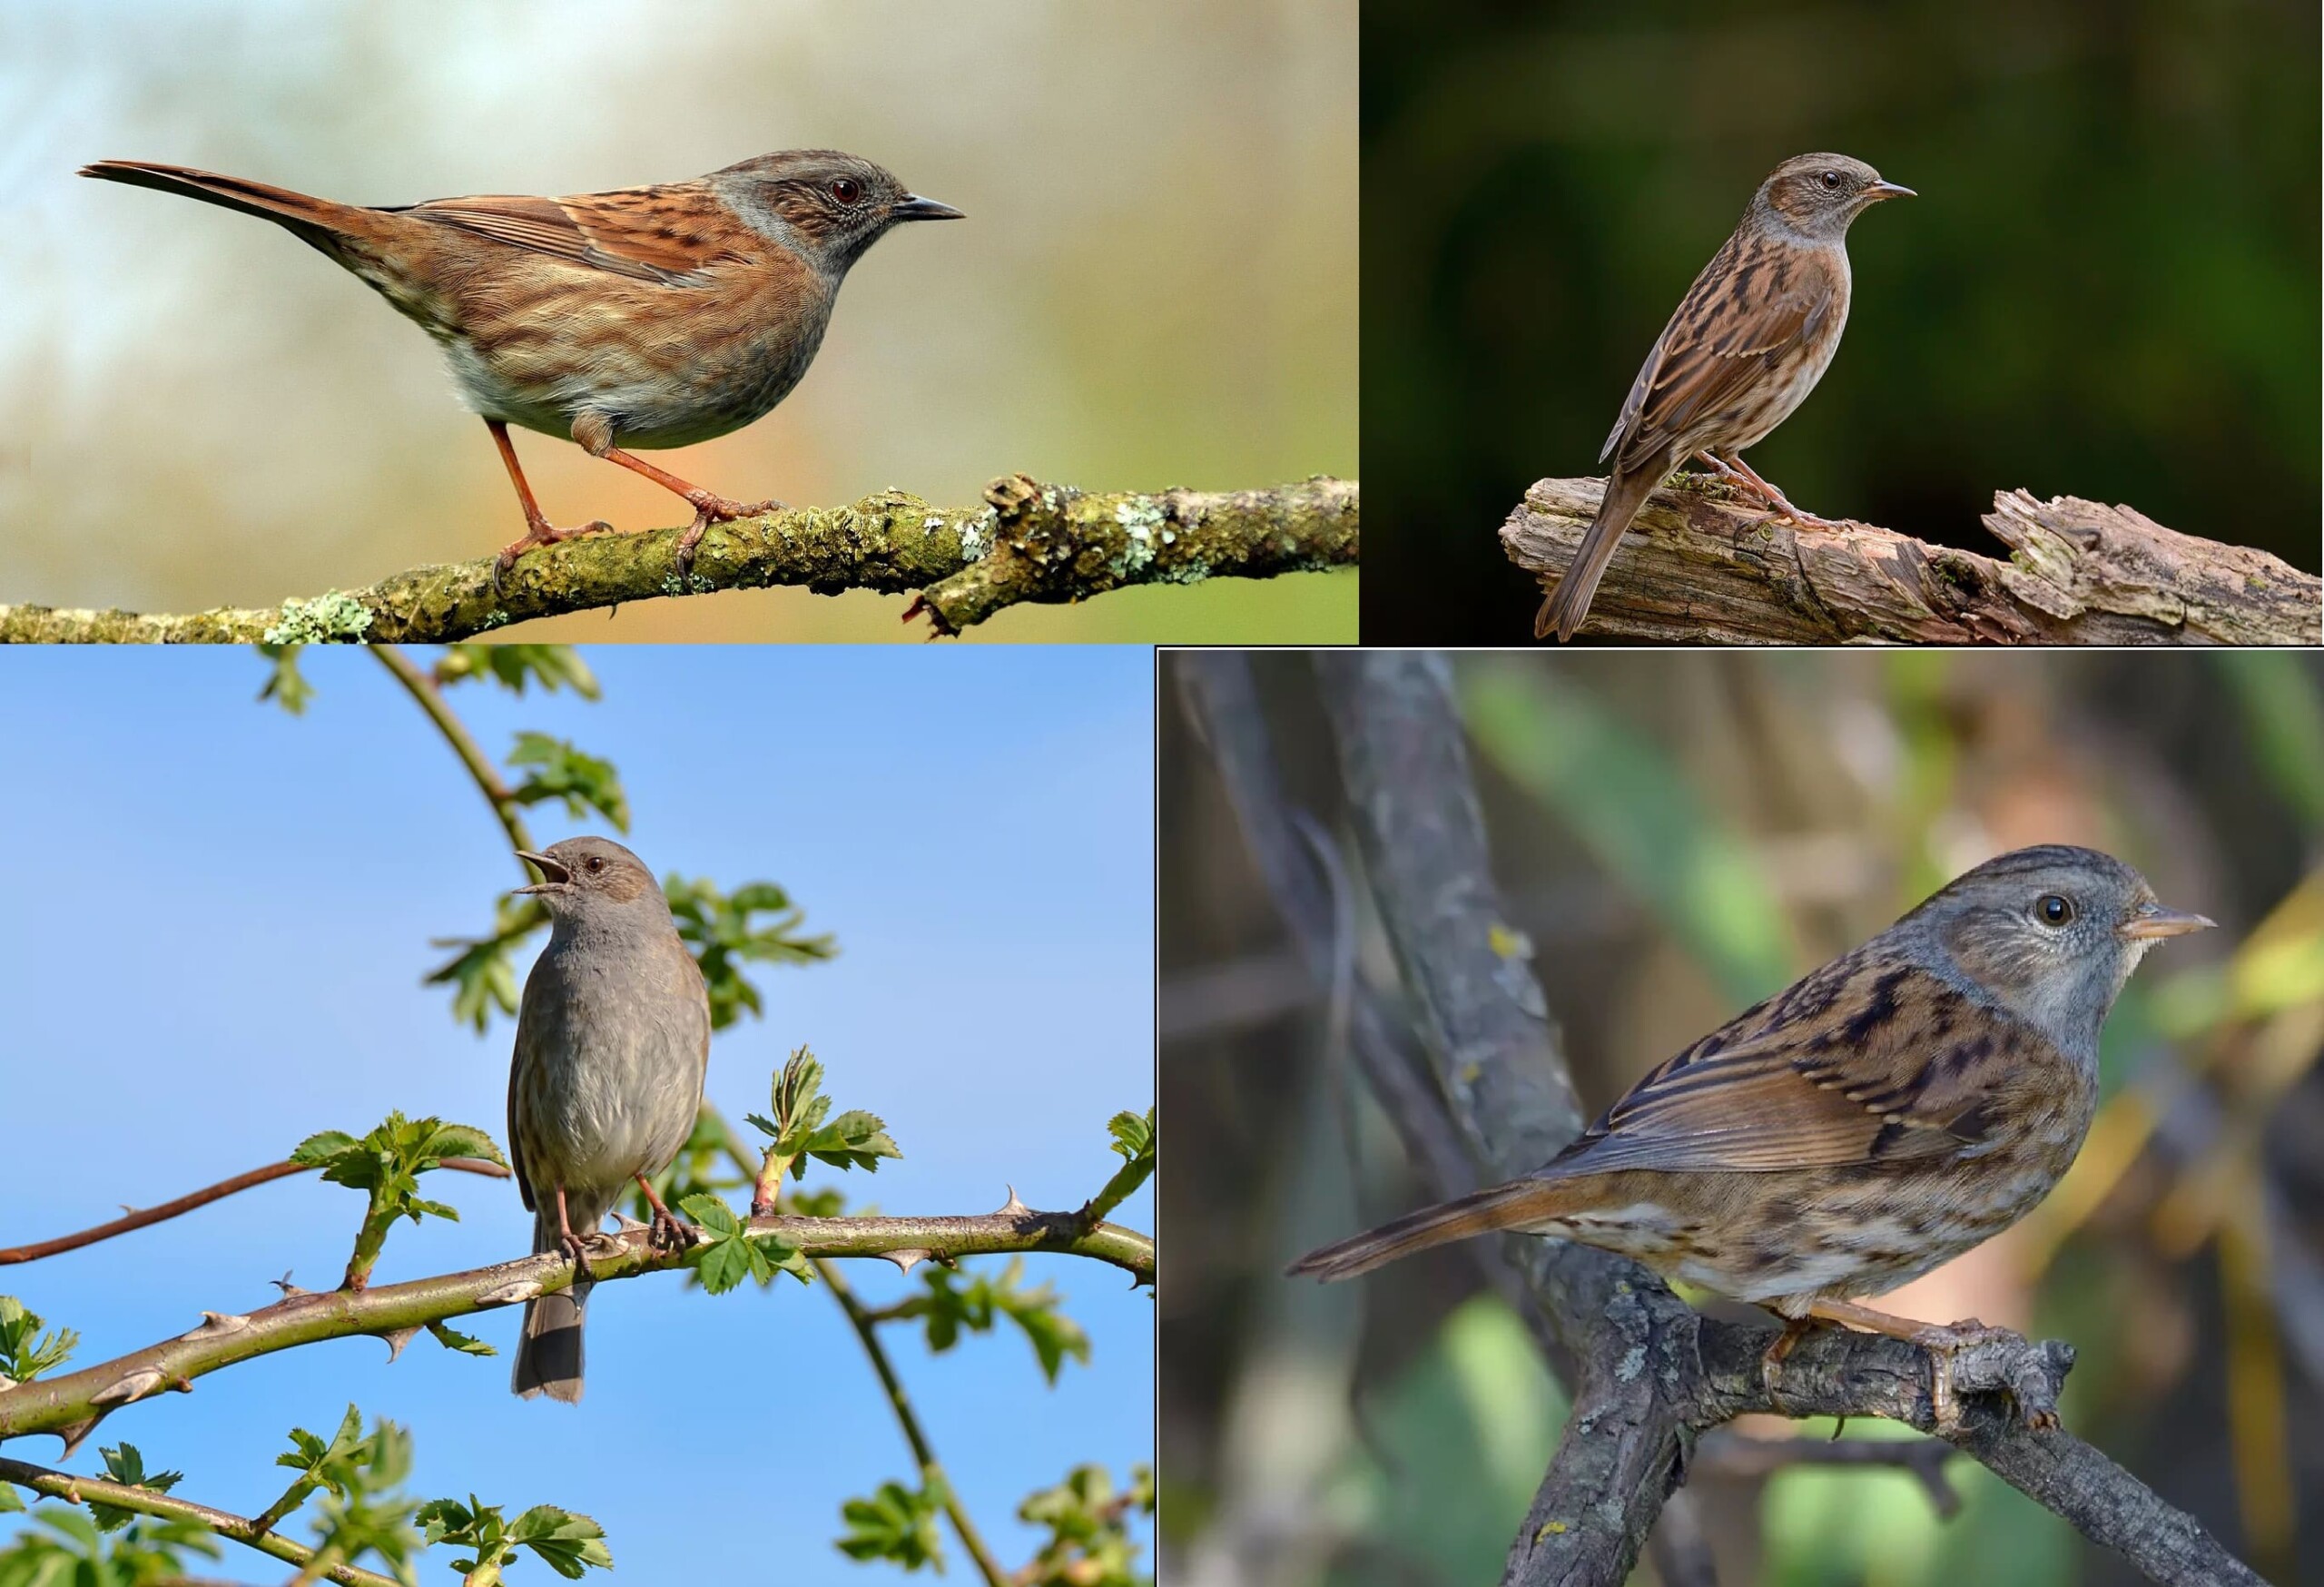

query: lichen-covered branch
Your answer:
[0,1455,400,1586]
[1503,477,2319,645]
[1182,650,2265,1587]
[0,1204,1153,1452]
[0,476,1357,644]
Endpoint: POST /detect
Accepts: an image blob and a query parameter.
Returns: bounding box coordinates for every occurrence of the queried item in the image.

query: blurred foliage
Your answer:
[1362,0,2319,638]
[1159,650,2324,1587]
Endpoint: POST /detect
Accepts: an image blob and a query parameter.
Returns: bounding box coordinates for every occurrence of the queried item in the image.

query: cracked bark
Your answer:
[1503,477,2319,645]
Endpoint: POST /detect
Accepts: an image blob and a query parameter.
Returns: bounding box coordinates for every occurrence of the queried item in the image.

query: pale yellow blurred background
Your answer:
[2,0,1357,641]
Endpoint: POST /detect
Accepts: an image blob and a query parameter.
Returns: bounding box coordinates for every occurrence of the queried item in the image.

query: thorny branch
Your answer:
[0,1202,1152,1454]
[1177,649,2264,1587]
[1503,477,2319,645]
[0,475,1357,644]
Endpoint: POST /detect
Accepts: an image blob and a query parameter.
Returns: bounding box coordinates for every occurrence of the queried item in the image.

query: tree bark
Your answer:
[0,475,1356,643]
[1503,477,2319,645]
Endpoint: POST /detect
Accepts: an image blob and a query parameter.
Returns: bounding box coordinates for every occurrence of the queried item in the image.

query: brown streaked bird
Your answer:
[1535,153,1912,642]
[1291,845,2211,1426]
[80,152,962,577]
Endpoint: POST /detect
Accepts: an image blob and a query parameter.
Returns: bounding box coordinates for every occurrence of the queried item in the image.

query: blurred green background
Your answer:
[1160,650,2324,1586]
[3,0,1355,641]
[1360,0,2320,641]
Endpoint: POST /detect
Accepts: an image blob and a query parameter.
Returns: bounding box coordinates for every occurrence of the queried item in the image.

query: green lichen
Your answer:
[261,591,372,646]
[1111,498,1165,579]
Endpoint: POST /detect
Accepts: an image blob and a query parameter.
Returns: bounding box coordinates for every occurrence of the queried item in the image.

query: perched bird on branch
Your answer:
[1536,153,1911,642]
[80,151,961,577]
[507,836,710,1403]
[1292,844,2211,1427]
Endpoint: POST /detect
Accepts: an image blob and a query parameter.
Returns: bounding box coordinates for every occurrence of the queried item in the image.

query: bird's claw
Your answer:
[674,493,783,581]
[647,1206,694,1257]
[491,519,616,591]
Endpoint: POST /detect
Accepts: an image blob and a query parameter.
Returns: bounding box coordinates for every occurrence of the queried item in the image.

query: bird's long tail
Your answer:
[1533,461,1668,642]
[77,160,371,253]
[1286,1177,1582,1282]
[511,1211,587,1403]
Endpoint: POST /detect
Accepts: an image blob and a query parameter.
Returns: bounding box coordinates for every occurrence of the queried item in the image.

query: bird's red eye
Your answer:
[830,178,862,203]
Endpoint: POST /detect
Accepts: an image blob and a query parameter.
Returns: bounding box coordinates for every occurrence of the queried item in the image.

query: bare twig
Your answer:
[0,1455,400,1586]
[0,1158,507,1267]
[1180,650,2266,1587]
[1502,477,2319,645]
[0,477,1357,644]
[369,645,535,859]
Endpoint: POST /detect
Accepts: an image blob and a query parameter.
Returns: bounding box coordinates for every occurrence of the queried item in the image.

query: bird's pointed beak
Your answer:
[2119,902,2214,941]
[1865,181,1915,202]
[514,851,571,895]
[891,193,964,222]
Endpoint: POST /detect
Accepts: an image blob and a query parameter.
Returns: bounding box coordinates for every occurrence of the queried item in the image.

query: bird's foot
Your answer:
[675,491,783,581]
[647,1203,694,1257]
[1906,1317,2048,1434]
[556,1228,597,1284]
[1759,1316,1817,1412]
[493,518,616,589]
[1696,452,1849,531]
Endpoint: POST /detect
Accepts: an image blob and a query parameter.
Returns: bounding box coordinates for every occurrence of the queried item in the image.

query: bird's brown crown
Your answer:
[1756,153,1906,240]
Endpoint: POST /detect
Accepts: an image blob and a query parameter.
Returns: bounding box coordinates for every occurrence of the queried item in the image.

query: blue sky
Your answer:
[0,646,1155,1582]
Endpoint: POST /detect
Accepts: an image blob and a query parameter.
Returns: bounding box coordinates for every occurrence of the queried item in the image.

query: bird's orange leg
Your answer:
[632,1173,694,1255]
[597,448,783,577]
[552,1183,596,1282]
[1713,452,1849,531]
[487,420,615,578]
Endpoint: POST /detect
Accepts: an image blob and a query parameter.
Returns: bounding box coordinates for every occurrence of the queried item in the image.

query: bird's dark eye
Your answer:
[2036,894,2073,926]
[830,178,862,204]
[586,856,606,874]
[1820,171,1843,191]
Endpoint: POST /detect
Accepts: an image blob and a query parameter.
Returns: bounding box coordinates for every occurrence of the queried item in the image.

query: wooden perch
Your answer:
[1503,476,2319,645]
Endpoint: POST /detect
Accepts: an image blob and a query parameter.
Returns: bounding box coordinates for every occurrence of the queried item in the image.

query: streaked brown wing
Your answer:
[400,184,744,284]
[1537,952,2004,1178]
[1605,232,1838,474]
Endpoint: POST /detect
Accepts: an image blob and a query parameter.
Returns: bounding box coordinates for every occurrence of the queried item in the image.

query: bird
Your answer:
[506,835,711,1403]
[1290,845,2211,1426]
[1535,153,1912,642]
[79,151,962,577]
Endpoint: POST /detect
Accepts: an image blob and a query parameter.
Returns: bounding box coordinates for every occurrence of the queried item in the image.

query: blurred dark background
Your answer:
[1160,650,2324,1587]
[1360,0,2321,641]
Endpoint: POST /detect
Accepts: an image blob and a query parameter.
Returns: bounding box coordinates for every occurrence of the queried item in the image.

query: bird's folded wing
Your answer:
[1610,242,1838,474]
[399,187,748,285]
[1538,960,2007,1176]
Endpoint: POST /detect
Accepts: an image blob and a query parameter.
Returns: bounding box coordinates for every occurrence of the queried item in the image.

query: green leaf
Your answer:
[0,1297,79,1384]
[0,1483,20,1513]
[425,1321,497,1357]
[750,1050,903,1178]
[255,644,314,714]
[679,1194,808,1296]
[1014,1464,1155,1587]
[896,1258,1091,1384]
[665,877,836,1030]
[506,732,630,833]
[88,1444,183,1534]
[433,645,600,700]
[507,1504,615,1578]
[836,1479,945,1572]
[424,895,545,1033]
[1108,1109,1155,1164]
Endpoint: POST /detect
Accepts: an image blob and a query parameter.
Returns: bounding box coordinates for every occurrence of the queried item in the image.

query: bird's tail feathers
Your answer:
[1285,1178,1582,1282]
[1534,463,1667,642]
[78,160,370,251]
[511,1211,587,1403]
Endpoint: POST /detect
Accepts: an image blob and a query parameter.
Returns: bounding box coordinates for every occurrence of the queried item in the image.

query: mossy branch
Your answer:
[0,1204,1153,1453]
[0,475,1357,644]
[1504,477,2319,645]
